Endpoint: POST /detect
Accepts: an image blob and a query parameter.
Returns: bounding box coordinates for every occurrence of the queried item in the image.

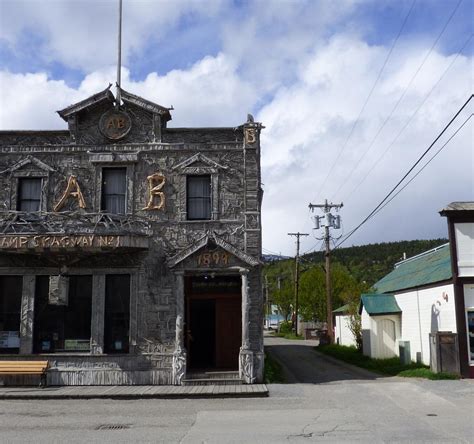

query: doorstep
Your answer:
[0,383,269,400]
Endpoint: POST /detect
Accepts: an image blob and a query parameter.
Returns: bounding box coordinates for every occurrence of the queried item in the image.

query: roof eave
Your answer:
[57,85,114,121]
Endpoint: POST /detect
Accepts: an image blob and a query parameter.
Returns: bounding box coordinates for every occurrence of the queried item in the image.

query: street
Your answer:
[0,337,473,443]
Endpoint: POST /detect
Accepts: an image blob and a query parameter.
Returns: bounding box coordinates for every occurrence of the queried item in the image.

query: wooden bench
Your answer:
[0,361,49,387]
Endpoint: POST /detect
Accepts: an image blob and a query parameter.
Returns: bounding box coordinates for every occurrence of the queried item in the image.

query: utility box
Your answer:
[399,340,411,365]
[429,331,460,375]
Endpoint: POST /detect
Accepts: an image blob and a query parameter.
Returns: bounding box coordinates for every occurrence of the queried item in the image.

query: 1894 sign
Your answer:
[99,109,132,140]
[197,250,230,267]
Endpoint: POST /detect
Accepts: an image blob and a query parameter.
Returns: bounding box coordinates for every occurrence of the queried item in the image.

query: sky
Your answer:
[0,0,472,256]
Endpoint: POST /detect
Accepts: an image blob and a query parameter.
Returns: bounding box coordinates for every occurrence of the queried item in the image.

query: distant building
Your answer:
[333,304,357,347]
[0,86,264,385]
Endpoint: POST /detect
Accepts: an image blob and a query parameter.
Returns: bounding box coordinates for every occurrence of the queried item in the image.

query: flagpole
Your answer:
[116,0,123,108]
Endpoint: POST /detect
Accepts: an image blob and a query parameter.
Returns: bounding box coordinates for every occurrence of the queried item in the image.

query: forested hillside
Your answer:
[264,238,448,322]
[302,238,448,286]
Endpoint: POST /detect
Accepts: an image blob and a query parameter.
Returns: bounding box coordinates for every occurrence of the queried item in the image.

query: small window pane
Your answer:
[18,178,41,211]
[104,275,130,354]
[102,168,126,214]
[0,276,22,354]
[33,275,92,353]
[187,176,211,220]
[468,310,474,363]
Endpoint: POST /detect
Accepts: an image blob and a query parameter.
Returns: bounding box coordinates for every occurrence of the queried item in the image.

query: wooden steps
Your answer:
[182,371,243,386]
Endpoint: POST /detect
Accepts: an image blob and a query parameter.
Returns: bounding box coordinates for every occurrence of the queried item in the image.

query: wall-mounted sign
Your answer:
[0,234,121,249]
[99,109,132,140]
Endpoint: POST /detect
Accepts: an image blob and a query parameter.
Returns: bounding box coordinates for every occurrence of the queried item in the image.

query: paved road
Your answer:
[265,335,380,383]
[0,336,472,443]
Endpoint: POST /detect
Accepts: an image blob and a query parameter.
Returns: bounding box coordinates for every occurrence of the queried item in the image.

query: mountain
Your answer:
[265,238,448,287]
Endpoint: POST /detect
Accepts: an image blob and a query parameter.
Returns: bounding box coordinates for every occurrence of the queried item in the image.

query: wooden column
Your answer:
[240,269,250,350]
[19,275,35,354]
[91,274,105,354]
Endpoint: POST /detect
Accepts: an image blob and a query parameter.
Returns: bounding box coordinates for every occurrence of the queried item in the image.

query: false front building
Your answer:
[0,86,264,385]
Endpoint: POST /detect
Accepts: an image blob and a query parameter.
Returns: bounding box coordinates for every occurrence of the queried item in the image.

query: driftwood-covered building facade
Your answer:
[0,86,264,385]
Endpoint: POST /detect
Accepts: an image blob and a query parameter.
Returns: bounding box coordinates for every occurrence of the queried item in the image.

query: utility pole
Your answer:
[308,200,343,343]
[287,232,309,336]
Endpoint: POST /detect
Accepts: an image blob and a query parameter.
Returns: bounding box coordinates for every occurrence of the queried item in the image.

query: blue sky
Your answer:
[0,0,472,255]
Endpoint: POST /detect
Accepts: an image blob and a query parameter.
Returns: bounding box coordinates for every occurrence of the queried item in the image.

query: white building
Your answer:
[359,202,474,378]
[333,304,357,347]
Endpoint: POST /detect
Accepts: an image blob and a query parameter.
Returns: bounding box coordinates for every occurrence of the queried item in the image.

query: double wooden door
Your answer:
[187,295,241,370]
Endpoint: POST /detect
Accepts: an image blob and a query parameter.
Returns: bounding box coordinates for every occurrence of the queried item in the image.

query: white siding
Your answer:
[335,315,356,347]
[455,223,474,277]
[361,307,371,356]
[465,283,474,308]
[395,283,456,365]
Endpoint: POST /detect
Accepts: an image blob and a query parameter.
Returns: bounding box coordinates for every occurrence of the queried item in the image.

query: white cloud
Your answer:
[0,0,224,71]
[0,1,472,255]
[0,52,254,130]
[258,36,473,254]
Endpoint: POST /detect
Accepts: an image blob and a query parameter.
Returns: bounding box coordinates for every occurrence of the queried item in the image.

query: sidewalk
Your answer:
[0,383,269,400]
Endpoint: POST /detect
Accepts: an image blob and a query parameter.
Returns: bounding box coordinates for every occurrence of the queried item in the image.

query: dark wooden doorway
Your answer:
[185,275,241,370]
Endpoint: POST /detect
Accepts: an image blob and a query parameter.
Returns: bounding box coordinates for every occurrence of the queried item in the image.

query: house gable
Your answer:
[167,232,260,269]
[1,156,55,175]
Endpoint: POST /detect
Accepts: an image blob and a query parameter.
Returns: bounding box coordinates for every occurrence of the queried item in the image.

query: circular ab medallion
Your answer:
[99,109,132,140]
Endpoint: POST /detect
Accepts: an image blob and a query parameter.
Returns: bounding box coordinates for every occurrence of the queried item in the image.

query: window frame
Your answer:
[186,174,212,221]
[17,177,43,212]
[99,166,131,215]
[177,168,219,222]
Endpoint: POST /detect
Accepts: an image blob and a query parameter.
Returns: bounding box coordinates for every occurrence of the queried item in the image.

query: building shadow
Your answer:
[265,343,385,384]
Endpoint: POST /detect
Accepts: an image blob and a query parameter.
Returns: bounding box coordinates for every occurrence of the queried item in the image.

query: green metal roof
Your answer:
[375,244,452,293]
[360,293,401,315]
[333,304,350,314]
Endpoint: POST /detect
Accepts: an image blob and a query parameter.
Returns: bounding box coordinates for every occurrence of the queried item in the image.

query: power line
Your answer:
[372,113,473,218]
[341,33,472,202]
[335,94,473,248]
[314,0,418,198]
[331,0,465,201]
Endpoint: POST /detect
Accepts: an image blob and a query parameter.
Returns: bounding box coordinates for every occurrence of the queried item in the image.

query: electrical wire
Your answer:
[331,0,465,201]
[371,113,473,218]
[335,94,473,249]
[314,0,418,199]
[340,32,472,202]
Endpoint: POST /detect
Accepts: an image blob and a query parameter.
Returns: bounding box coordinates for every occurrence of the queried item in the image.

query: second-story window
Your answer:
[101,168,126,214]
[187,175,211,220]
[17,178,41,212]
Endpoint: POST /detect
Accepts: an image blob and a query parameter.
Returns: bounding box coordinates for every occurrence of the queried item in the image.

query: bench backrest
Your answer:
[0,361,49,371]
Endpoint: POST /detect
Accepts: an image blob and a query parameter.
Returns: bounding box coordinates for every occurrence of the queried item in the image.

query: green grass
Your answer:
[264,351,286,383]
[318,344,459,380]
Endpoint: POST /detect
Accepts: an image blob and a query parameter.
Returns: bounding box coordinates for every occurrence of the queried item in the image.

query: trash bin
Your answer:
[399,340,411,365]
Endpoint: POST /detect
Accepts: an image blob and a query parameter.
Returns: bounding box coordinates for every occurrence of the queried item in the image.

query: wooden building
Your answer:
[0,86,264,385]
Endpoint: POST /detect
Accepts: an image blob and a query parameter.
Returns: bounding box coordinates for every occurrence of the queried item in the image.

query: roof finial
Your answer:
[115,0,123,109]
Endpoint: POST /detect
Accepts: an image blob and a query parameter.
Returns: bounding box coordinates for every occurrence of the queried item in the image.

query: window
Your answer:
[104,275,130,353]
[467,310,474,363]
[33,275,92,353]
[0,276,22,354]
[187,175,211,220]
[101,168,126,214]
[17,178,41,211]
